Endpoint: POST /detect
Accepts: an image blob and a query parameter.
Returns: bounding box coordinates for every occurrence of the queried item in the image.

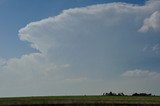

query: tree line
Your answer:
[102,92,152,96]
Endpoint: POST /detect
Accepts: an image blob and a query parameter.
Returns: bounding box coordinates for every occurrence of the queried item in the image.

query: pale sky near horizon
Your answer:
[0,0,160,97]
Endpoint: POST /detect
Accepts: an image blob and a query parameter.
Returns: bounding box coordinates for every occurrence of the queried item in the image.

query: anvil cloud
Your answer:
[0,0,160,96]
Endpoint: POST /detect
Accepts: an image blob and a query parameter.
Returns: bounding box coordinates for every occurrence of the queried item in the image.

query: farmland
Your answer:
[0,96,160,106]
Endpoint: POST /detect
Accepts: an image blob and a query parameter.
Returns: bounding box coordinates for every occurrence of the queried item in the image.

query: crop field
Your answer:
[0,96,160,105]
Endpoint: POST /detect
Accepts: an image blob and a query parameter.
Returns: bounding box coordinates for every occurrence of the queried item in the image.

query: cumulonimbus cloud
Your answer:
[0,0,160,96]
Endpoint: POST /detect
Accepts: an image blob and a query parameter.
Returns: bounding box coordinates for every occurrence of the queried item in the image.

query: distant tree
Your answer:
[109,92,113,96]
[109,92,117,96]
[118,93,125,96]
[148,93,152,96]
[103,92,126,96]
[132,93,138,96]
[132,93,152,96]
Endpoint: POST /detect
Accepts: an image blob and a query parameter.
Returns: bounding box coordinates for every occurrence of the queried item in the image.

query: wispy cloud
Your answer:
[122,69,160,80]
[141,44,160,54]
[152,44,160,53]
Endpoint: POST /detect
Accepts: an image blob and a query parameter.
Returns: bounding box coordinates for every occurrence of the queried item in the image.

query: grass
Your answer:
[0,96,159,105]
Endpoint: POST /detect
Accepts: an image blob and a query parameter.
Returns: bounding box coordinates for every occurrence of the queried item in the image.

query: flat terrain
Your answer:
[0,96,160,105]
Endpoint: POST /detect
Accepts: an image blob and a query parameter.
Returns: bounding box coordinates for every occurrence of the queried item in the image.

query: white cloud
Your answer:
[139,11,160,32]
[122,69,160,80]
[0,0,160,96]
[0,58,7,70]
[18,1,160,54]
[0,58,6,66]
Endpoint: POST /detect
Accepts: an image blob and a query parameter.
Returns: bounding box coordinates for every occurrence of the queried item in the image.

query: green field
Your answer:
[0,96,160,105]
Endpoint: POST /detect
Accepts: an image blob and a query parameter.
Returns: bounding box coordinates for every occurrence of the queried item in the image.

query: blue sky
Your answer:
[1,0,160,97]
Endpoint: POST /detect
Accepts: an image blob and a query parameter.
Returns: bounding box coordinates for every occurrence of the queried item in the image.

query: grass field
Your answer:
[0,96,160,105]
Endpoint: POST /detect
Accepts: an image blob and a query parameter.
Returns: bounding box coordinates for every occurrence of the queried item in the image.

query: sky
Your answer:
[0,0,160,97]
